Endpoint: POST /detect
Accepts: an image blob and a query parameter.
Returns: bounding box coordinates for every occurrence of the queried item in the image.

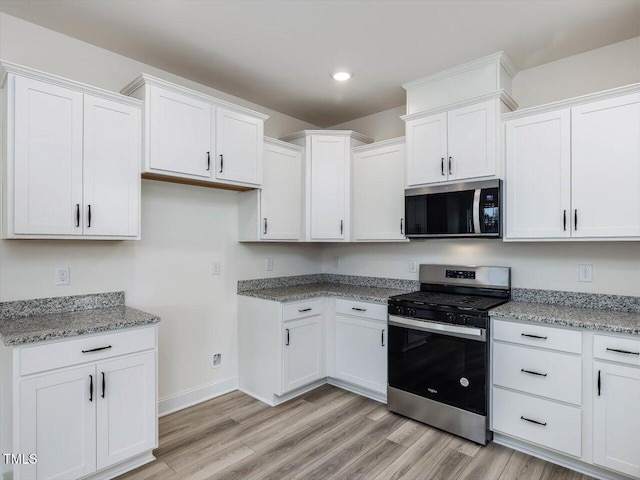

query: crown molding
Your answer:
[402,51,517,91]
[0,60,143,108]
[502,83,640,121]
[279,130,374,144]
[352,136,405,153]
[401,90,517,122]
[121,73,269,120]
[264,136,304,151]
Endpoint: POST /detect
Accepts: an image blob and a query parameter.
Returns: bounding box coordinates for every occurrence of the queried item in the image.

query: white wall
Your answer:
[0,13,323,403]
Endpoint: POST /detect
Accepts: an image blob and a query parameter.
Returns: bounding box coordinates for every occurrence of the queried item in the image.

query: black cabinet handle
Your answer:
[563,210,567,231]
[574,209,578,230]
[220,154,224,173]
[381,329,385,347]
[352,307,367,312]
[101,372,106,398]
[448,156,452,175]
[597,370,601,396]
[606,347,639,356]
[263,218,268,235]
[340,220,344,235]
[520,416,546,427]
[400,218,404,234]
[206,151,211,171]
[76,204,80,228]
[285,328,290,346]
[89,375,93,402]
[441,157,445,176]
[521,369,548,377]
[87,205,92,228]
[82,345,112,353]
[521,333,547,340]
[298,308,312,312]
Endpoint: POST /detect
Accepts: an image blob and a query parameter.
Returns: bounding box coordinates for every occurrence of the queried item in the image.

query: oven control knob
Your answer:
[397,306,405,315]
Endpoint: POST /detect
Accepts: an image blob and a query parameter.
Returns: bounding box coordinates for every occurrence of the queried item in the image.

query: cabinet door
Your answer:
[83,96,141,237]
[281,316,324,394]
[310,135,347,240]
[505,110,571,239]
[447,100,496,181]
[19,365,96,480]
[261,142,302,240]
[148,85,212,178]
[353,142,406,240]
[13,76,83,235]
[216,108,263,185]
[405,113,448,186]
[96,351,156,470]
[572,93,640,238]
[593,361,640,477]
[334,315,387,394]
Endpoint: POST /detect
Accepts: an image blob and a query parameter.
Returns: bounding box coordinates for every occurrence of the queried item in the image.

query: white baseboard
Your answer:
[327,378,386,404]
[158,376,239,417]
[86,452,155,479]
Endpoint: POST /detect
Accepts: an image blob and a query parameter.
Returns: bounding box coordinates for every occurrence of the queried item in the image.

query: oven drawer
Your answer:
[335,299,386,321]
[282,299,323,321]
[493,319,582,354]
[593,334,640,366]
[492,388,582,457]
[493,342,582,405]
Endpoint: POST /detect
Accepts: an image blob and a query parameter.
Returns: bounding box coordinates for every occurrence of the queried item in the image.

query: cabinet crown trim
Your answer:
[402,51,517,91]
[0,60,143,108]
[401,89,517,122]
[352,136,405,153]
[502,82,640,121]
[279,130,374,144]
[264,136,305,151]
[120,73,269,120]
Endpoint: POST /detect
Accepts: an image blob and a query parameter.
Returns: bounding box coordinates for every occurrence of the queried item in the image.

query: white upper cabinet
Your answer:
[352,138,407,241]
[2,62,142,240]
[504,86,640,241]
[405,113,447,186]
[505,109,571,239]
[121,74,268,189]
[148,85,212,178]
[571,93,640,238]
[216,107,263,185]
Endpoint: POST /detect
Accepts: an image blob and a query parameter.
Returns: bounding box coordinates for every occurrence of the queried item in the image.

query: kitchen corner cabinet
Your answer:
[280,130,373,242]
[1,62,142,240]
[238,138,303,242]
[352,138,407,241]
[504,87,640,241]
[121,74,267,189]
[0,326,158,480]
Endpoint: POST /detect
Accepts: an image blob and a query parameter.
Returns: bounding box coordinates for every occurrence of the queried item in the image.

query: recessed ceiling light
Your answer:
[332,72,351,81]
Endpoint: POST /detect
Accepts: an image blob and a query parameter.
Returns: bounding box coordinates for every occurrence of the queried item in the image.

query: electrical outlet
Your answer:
[211,353,222,368]
[333,256,340,269]
[212,261,221,275]
[579,264,593,282]
[409,260,417,273]
[266,258,274,271]
[55,267,70,286]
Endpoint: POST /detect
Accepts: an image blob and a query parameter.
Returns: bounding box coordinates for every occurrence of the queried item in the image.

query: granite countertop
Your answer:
[490,301,640,336]
[238,282,412,304]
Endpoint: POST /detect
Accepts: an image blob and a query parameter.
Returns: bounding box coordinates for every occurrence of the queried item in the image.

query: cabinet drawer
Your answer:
[20,326,156,376]
[493,342,582,405]
[493,319,582,353]
[283,299,323,321]
[594,334,640,367]
[335,299,387,321]
[492,388,582,457]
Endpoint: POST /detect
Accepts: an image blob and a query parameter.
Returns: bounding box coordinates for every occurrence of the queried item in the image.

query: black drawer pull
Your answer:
[82,345,112,353]
[521,333,547,340]
[521,369,548,377]
[352,307,367,312]
[606,347,639,356]
[520,416,546,427]
[298,308,312,312]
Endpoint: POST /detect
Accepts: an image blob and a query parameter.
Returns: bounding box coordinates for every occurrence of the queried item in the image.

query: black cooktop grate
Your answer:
[390,291,507,311]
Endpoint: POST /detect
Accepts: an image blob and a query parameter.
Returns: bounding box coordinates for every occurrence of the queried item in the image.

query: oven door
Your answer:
[388,315,488,415]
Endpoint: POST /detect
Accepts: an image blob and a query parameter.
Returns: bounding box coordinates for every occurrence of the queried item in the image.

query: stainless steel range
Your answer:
[387,264,510,445]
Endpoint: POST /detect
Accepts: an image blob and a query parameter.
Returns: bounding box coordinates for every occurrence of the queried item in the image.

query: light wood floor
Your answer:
[117,385,594,480]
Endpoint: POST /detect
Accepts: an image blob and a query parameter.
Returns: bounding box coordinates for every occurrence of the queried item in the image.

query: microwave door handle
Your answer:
[473,189,482,234]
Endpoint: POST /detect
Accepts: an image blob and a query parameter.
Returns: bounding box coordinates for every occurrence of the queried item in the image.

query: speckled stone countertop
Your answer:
[490,301,640,336]
[0,292,160,346]
[238,282,413,304]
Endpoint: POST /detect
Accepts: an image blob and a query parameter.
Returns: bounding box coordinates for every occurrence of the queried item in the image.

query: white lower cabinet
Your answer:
[281,316,324,394]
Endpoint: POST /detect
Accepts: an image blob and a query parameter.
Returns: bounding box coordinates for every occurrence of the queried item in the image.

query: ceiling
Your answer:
[1,0,639,127]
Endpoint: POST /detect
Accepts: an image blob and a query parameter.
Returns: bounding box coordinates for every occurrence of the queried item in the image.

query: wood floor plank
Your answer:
[337,439,407,480]
[164,442,255,480]
[540,462,593,480]
[456,441,515,480]
[498,450,547,480]
[116,460,175,480]
[386,418,430,448]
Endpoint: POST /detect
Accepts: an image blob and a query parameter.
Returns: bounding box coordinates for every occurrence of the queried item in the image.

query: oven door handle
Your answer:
[388,315,486,342]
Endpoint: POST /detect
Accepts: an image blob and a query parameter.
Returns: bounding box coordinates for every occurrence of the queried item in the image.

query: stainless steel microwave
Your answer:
[405,180,501,238]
